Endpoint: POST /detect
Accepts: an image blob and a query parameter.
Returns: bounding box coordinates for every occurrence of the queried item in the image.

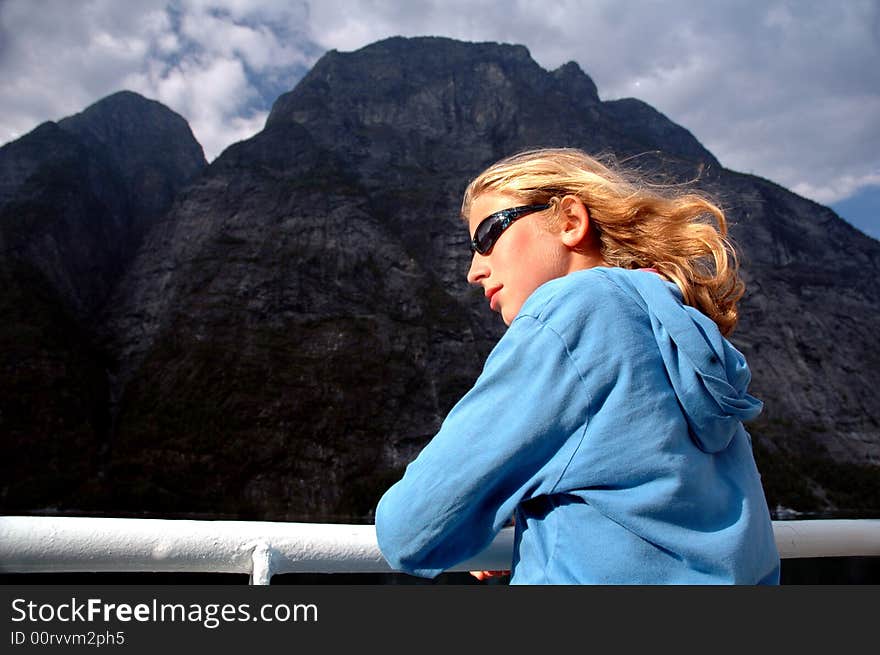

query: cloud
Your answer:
[176,4,311,73]
[124,53,266,156]
[0,0,319,160]
[1,0,165,139]
[1,0,878,213]
[795,173,880,207]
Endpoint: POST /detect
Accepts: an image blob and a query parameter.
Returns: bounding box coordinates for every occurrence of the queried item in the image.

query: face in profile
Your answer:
[466,192,571,325]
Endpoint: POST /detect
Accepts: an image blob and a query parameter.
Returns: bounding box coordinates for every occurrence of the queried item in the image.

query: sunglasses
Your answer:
[469,203,551,254]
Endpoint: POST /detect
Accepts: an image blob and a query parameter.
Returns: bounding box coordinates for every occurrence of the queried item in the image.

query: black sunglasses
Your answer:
[469,203,552,254]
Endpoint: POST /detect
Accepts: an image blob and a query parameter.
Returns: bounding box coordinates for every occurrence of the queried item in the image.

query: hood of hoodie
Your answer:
[619,271,763,453]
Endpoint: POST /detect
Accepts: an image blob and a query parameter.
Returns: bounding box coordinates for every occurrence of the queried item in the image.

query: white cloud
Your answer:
[177,8,310,72]
[0,0,318,160]
[794,173,880,206]
[125,54,265,158]
[0,0,169,141]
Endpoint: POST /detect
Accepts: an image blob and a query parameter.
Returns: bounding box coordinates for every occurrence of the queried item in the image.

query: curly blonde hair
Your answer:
[461,148,744,335]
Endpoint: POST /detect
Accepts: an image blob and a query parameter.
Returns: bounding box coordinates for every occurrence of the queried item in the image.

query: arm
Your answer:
[375,315,592,578]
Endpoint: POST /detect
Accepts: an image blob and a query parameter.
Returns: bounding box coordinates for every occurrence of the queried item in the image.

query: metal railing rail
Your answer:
[1,516,878,584]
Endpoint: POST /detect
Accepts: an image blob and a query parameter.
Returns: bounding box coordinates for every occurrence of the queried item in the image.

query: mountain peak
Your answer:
[362,34,534,59]
[59,89,190,137]
[58,89,206,174]
[264,36,715,175]
[552,60,600,103]
[0,90,208,322]
[267,35,583,124]
[77,89,166,112]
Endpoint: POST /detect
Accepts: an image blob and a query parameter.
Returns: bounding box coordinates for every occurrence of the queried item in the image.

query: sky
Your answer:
[1,0,878,238]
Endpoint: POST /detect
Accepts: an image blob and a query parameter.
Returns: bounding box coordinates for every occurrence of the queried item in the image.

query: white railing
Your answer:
[1,516,878,584]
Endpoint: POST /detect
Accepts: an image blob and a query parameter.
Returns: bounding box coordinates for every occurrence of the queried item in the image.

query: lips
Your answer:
[485,286,501,311]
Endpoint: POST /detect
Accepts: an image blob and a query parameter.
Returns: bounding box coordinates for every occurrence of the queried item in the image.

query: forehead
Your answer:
[467,192,525,230]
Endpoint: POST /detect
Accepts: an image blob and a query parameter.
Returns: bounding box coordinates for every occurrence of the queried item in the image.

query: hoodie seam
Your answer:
[511,315,594,495]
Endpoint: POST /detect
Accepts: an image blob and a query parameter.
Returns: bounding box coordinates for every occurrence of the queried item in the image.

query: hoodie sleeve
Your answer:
[374,314,592,578]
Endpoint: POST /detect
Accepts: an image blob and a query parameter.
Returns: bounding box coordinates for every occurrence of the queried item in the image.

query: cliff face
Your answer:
[716,172,880,509]
[2,36,878,520]
[0,91,206,322]
[0,91,206,512]
[57,90,208,243]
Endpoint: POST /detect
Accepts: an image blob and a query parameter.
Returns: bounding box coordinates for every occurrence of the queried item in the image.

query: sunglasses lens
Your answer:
[474,216,502,253]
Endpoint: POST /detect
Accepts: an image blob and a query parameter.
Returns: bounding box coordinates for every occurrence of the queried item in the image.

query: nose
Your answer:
[467,253,489,285]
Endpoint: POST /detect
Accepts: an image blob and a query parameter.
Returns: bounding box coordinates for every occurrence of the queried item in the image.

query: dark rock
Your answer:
[58,90,207,236]
[0,90,207,320]
[0,91,206,513]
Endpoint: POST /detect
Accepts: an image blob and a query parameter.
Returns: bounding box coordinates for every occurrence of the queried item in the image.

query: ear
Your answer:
[558,195,591,248]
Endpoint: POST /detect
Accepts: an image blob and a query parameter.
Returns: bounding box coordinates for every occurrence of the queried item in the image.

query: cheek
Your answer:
[500,238,564,317]
[516,235,565,290]
[521,259,560,297]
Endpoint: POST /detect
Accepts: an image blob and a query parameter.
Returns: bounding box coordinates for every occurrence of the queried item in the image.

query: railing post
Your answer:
[249,542,275,585]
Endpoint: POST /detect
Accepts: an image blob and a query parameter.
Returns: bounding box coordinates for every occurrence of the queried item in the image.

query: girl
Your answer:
[375,148,780,584]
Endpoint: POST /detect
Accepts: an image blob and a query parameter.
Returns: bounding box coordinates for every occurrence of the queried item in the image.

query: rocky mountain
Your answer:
[0,91,206,511]
[2,37,877,522]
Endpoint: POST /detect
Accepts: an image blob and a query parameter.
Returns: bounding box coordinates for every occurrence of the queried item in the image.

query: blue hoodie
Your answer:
[375,267,781,584]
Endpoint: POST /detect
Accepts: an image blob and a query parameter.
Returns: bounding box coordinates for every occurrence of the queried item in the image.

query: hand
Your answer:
[469,516,515,580]
[469,570,509,581]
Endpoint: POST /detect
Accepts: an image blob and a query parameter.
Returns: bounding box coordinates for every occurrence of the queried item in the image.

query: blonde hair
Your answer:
[461,147,744,335]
